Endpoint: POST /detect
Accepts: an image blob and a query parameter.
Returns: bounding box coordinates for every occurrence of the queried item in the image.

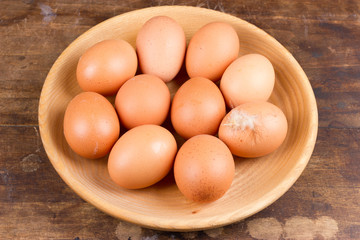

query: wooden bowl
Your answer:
[38,6,318,231]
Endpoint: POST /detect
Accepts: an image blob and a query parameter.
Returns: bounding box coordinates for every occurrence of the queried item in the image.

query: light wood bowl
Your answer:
[38,6,318,231]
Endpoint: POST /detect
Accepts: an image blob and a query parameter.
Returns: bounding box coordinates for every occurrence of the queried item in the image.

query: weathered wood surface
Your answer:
[1,0,359,239]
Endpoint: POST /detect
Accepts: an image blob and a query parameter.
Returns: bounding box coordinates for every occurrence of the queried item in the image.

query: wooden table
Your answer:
[1,0,359,239]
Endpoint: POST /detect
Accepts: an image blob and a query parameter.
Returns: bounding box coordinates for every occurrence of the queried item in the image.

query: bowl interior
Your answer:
[38,6,318,231]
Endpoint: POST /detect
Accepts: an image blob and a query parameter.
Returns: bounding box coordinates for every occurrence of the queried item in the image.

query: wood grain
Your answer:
[1,0,359,239]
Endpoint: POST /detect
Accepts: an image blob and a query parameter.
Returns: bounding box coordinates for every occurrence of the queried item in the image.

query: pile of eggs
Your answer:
[63,16,288,203]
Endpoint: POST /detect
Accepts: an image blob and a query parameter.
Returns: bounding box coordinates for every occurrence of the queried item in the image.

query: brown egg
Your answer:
[174,134,235,202]
[108,125,177,189]
[63,92,120,159]
[220,54,275,108]
[218,101,288,158]
[136,16,186,82]
[171,77,226,139]
[76,39,137,96]
[185,22,239,82]
[115,74,171,129]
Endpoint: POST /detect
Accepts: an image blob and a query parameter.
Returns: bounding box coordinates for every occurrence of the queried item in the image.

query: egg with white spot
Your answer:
[218,101,288,158]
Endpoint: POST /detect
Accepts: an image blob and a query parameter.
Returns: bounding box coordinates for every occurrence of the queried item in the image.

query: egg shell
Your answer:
[220,54,275,108]
[136,16,186,82]
[115,74,171,129]
[108,125,177,189]
[171,77,226,139]
[174,134,235,202]
[63,92,120,159]
[76,39,138,96]
[218,101,288,158]
[185,22,239,82]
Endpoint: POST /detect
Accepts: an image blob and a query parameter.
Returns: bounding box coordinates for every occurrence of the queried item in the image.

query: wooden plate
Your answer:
[38,6,318,231]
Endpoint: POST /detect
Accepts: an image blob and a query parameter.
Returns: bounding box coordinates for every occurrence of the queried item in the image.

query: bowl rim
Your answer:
[38,5,318,231]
